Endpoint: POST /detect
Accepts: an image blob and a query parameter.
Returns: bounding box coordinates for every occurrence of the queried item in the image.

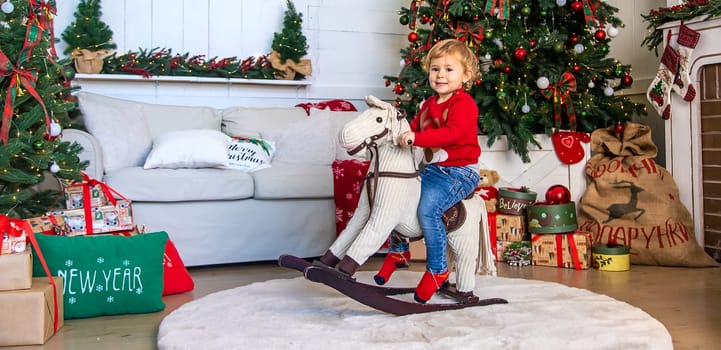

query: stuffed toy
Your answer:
[475,169,500,213]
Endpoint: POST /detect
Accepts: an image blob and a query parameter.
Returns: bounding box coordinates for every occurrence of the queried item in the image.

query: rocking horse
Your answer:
[279,96,504,315]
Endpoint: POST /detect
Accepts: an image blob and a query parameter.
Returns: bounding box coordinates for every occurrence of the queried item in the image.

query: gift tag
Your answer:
[552,130,590,165]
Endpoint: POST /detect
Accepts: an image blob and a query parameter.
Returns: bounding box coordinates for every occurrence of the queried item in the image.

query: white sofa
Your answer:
[63,92,361,267]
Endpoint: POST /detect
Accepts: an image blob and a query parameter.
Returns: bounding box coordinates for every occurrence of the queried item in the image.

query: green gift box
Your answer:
[527,201,578,234]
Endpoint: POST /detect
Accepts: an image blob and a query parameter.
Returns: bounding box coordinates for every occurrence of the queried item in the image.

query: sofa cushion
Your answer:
[143,129,231,169]
[104,167,254,201]
[263,111,336,165]
[309,108,364,161]
[252,164,333,199]
[142,103,222,138]
[77,92,153,173]
[226,137,276,172]
[221,106,307,139]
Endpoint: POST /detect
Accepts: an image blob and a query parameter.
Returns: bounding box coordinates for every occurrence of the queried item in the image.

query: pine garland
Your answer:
[642,0,721,55]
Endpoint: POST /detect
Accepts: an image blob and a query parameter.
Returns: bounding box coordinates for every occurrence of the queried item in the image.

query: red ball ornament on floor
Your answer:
[545,185,571,205]
[514,48,528,61]
[408,32,418,43]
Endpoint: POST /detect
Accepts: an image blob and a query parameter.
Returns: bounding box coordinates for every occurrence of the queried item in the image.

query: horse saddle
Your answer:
[442,201,467,233]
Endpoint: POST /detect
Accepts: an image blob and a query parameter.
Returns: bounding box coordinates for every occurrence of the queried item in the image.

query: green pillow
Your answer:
[31,231,168,319]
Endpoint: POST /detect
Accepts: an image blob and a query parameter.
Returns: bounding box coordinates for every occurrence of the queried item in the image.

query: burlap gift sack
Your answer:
[578,122,718,266]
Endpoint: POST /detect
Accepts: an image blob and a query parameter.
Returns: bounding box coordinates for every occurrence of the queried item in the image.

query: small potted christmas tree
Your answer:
[270,0,311,80]
[61,0,117,74]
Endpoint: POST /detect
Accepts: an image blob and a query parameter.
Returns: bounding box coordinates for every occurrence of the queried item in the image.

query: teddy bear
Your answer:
[475,169,500,213]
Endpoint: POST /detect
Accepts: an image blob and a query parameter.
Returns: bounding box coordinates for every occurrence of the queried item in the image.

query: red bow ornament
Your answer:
[456,22,484,48]
[540,71,578,131]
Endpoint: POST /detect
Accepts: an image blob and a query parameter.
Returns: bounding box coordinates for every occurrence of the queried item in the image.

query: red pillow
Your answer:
[296,99,358,115]
[162,239,194,295]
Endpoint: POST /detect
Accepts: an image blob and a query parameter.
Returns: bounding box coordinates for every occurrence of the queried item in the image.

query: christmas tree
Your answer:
[385,0,646,162]
[0,0,86,218]
[61,0,116,56]
[272,0,309,63]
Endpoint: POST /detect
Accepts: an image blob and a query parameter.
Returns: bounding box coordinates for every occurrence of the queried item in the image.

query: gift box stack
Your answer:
[528,185,592,270]
[47,176,134,236]
[0,216,63,346]
[490,187,536,266]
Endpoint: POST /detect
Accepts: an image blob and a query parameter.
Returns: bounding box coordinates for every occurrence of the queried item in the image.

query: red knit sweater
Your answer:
[409,90,481,167]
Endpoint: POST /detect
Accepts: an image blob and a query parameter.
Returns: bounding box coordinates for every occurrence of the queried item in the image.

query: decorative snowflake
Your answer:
[123,259,130,266]
[65,259,73,267]
[136,288,143,295]
[96,257,105,264]
[106,296,114,303]
[96,285,104,292]
[333,166,344,178]
[68,297,77,304]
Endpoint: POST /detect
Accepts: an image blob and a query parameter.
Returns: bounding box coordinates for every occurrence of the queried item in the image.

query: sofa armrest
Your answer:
[62,129,104,179]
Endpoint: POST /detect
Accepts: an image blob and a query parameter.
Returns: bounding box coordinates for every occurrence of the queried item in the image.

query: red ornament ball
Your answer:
[572,64,581,72]
[384,79,391,87]
[545,185,571,205]
[502,65,511,74]
[514,48,528,61]
[570,1,583,12]
[621,74,633,87]
[393,84,405,95]
[529,39,537,48]
[408,32,419,43]
[594,29,607,41]
[569,35,579,44]
[615,122,625,135]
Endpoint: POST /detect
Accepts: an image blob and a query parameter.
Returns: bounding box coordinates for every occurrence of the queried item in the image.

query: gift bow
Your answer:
[0,14,51,145]
[269,51,312,80]
[0,214,31,241]
[540,71,578,131]
[456,22,484,47]
[485,0,510,20]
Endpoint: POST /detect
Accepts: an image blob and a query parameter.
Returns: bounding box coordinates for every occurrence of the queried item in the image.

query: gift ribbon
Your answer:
[582,0,602,28]
[540,71,577,132]
[72,172,130,235]
[1,214,60,333]
[532,233,583,270]
[0,53,51,145]
[30,0,58,58]
[485,0,510,20]
[456,22,484,47]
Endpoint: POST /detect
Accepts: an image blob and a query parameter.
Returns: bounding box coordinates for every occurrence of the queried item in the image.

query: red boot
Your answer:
[373,251,411,285]
[413,270,449,303]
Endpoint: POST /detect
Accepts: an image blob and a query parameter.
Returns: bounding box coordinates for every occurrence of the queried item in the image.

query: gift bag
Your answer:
[578,122,718,266]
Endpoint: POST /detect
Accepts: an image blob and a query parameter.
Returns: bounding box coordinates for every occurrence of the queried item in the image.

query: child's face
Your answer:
[428,53,471,101]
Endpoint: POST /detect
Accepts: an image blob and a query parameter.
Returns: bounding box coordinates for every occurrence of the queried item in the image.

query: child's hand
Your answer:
[398,131,415,148]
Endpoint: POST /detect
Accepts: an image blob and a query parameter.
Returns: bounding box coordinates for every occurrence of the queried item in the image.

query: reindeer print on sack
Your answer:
[603,181,645,223]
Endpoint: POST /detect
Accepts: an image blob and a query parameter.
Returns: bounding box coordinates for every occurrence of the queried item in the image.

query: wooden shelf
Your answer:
[73,73,312,86]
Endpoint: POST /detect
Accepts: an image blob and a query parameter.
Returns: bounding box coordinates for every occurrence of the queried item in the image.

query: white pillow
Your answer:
[263,113,335,165]
[77,93,152,173]
[310,109,364,161]
[221,106,308,139]
[226,137,276,172]
[143,130,231,169]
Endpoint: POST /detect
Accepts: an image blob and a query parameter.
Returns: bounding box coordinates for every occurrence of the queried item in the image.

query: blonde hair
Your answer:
[422,39,480,89]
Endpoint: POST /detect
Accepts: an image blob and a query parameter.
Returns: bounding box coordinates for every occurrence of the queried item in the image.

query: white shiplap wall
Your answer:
[55,0,665,109]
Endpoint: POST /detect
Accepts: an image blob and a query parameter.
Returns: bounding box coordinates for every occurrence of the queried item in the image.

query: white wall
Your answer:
[56,0,667,122]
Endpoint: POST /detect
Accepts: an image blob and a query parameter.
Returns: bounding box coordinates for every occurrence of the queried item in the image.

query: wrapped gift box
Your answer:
[47,200,133,236]
[494,213,528,242]
[0,276,64,346]
[64,182,110,209]
[26,215,71,236]
[0,250,33,291]
[531,231,592,270]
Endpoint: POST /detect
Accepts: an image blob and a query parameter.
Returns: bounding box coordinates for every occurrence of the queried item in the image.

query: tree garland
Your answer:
[642,0,721,55]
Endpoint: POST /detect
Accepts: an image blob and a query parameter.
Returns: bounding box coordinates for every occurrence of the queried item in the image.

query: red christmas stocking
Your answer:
[646,36,679,120]
[552,130,590,165]
[672,23,700,102]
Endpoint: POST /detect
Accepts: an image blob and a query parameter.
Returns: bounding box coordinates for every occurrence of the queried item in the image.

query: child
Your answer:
[374,39,481,303]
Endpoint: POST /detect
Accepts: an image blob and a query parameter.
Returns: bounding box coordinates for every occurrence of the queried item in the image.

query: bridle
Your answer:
[346,109,420,211]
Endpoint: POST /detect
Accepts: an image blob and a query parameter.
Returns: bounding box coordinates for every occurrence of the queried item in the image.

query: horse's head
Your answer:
[339,96,409,156]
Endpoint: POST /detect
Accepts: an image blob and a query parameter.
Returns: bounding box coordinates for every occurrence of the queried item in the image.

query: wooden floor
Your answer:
[9,257,721,350]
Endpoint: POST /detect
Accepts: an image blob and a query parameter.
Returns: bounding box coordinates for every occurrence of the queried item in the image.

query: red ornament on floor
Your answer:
[545,185,571,205]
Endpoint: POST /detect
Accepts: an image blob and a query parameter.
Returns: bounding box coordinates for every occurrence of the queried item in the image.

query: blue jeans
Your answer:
[417,164,480,274]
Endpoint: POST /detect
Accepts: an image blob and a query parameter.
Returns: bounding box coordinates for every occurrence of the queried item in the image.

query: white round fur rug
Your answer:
[157,271,672,350]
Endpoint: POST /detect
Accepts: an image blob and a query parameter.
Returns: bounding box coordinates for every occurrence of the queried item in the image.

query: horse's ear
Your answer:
[364,95,391,111]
